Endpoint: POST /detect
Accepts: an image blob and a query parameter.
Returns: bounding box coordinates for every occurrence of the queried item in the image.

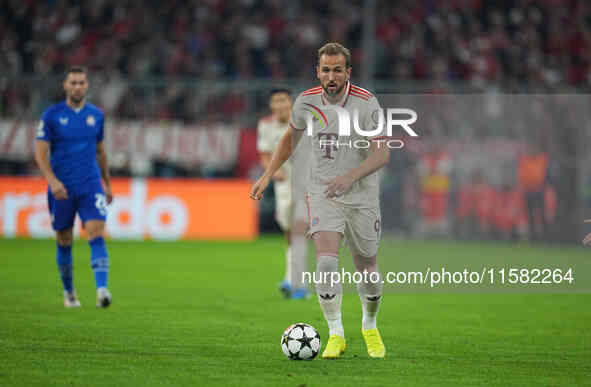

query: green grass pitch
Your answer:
[0,236,589,386]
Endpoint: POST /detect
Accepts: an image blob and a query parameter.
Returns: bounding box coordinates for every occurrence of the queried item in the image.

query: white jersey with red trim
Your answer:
[290,82,384,207]
[257,115,291,176]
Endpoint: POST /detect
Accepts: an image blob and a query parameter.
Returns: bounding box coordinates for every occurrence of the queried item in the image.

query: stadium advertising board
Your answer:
[0,177,257,240]
[0,120,241,168]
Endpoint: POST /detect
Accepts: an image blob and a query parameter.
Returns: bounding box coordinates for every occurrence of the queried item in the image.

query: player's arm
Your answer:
[34,140,68,199]
[259,152,271,169]
[257,120,287,182]
[251,95,306,200]
[250,127,302,200]
[259,152,287,182]
[96,141,113,204]
[325,140,389,198]
[326,97,389,198]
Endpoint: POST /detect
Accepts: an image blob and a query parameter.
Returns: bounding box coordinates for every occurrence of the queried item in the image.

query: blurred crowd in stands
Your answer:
[392,141,557,241]
[1,0,588,240]
[2,0,591,119]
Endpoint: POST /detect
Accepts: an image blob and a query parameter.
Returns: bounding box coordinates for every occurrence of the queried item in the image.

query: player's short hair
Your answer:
[317,42,351,68]
[269,87,292,99]
[64,66,88,80]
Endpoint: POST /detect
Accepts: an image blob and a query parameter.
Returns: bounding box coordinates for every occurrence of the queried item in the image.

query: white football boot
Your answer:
[64,290,81,308]
[96,287,112,308]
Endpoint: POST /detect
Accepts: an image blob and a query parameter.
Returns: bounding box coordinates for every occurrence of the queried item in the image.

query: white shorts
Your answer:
[306,193,381,257]
[274,181,308,231]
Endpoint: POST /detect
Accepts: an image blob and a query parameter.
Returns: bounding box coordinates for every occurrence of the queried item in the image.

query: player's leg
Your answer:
[280,230,292,297]
[312,230,343,331]
[57,228,81,307]
[313,230,346,358]
[353,253,382,331]
[290,197,309,298]
[48,189,79,307]
[307,195,347,358]
[345,207,385,358]
[353,252,385,358]
[290,218,309,299]
[78,182,111,308]
[84,219,112,307]
[275,184,293,297]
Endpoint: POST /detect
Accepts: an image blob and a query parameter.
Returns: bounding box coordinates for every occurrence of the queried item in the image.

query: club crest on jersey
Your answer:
[86,115,96,126]
[59,117,69,125]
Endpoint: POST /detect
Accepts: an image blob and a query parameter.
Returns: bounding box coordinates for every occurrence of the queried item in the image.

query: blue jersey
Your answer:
[36,101,105,192]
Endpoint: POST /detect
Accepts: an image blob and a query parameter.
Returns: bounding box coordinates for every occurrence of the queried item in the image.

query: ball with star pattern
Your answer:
[281,323,321,360]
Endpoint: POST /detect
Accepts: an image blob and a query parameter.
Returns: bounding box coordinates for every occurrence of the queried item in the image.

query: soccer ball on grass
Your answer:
[280,323,321,360]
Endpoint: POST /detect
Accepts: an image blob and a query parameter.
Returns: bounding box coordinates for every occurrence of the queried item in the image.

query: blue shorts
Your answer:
[48,180,107,231]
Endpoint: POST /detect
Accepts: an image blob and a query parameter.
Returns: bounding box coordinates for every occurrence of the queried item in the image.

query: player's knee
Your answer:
[87,229,104,240]
[57,230,73,246]
[353,254,377,272]
[312,231,341,255]
[86,228,102,240]
[85,222,105,240]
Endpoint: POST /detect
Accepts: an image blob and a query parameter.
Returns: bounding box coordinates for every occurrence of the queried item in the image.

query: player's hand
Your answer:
[250,174,271,200]
[104,184,113,204]
[49,179,68,200]
[583,220,591,245]
[325,175,355,198]
[272,170,287,182]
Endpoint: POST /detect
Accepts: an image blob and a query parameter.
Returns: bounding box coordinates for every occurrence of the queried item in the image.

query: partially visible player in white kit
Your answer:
[251,42,388,359]
[257,89,309,299]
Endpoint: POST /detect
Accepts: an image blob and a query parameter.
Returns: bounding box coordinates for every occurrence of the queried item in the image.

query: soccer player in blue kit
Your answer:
[34,67,113,308]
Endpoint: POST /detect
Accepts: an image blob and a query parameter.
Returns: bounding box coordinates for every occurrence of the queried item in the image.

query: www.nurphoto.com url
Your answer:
[303,268,575,288]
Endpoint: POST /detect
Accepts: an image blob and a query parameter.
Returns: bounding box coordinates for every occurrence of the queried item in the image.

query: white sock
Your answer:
[327,313,344,338]
[357,271,383,331]
[362,310,378,330]
[284,246,292,284]
[315,255,344,337]
[290,234,308,289]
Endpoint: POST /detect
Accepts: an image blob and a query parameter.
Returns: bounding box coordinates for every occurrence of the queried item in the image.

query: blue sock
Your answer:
[56,244,73,293]
[89,237,109,289]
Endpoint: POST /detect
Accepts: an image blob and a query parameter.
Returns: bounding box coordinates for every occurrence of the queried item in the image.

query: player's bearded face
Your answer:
[64,73,89,104]
[317,54,351,98]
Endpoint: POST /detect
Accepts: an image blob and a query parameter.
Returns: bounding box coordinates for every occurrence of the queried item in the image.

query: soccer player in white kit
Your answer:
[251,43,388,359]
[257,89,309,299]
